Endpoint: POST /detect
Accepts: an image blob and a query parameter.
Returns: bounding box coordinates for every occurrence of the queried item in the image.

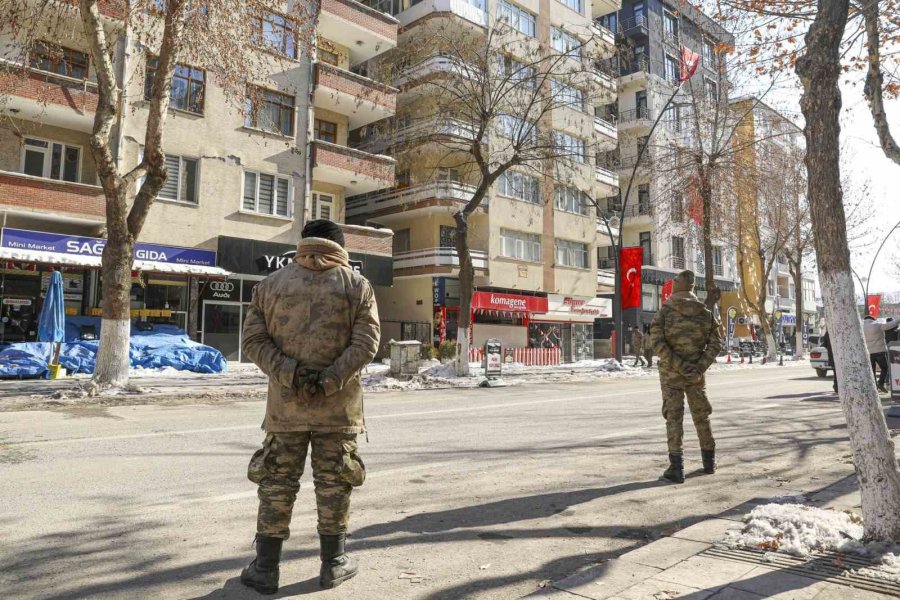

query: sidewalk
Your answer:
[530,476,900,599]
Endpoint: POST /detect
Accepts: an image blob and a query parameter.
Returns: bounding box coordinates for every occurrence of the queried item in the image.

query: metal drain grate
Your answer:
[702,545,900,597]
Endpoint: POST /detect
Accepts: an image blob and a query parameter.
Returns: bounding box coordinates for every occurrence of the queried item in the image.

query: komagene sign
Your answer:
[1,228,217,267]
[471,291,548,313]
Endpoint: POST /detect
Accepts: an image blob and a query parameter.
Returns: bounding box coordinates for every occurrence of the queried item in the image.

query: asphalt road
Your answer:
[0,364,887,600]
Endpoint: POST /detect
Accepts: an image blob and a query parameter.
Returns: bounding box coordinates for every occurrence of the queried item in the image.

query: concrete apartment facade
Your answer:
[346,0,621,362]
[0,1,396,358]
[595,0,738,338]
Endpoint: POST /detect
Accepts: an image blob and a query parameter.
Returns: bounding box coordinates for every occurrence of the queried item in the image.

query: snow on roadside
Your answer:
[725,503,900,583]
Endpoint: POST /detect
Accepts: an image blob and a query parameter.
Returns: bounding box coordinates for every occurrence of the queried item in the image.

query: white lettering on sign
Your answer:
[2,298,32,306]
[490,294,527,309]
[66,240,106,256]
[135,249,169,261]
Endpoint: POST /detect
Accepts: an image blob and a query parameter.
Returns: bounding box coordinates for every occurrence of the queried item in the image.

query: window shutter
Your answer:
[258,173,274,214]
[158,155,181,200]
[276,177,289,216]
[243,172,257,210]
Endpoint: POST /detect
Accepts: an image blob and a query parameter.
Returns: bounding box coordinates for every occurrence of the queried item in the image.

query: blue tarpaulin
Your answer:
[0,318,227,379]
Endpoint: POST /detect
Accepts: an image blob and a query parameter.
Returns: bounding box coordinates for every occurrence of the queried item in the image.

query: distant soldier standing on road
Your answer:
[240,220,380,594]
[650,270,722,484]
[631,326,647,367]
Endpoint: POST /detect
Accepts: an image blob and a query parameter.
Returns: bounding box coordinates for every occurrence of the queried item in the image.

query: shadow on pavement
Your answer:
[186,575,322,599]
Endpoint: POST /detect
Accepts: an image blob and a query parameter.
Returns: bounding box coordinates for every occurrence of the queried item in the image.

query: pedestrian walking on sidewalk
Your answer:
[631,326,648,367]
[650,270,721,484]
[643,327,654,368]
[824,330,838,394]
[239,220,380,594]
[863,315,898,394]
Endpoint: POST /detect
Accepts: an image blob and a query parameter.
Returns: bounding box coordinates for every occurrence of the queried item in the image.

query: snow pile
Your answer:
[726,504,865,556]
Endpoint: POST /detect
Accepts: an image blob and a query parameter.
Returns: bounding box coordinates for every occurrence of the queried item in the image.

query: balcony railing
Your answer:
[346,181,479,218]
[621,203,653,219]
[616,154,651,170]
[593,115,617,140]
[311,140,396,186]
[591,21,616,47]
[0,61,99,114]
[0,170,105,220]
[394,247,488,271]
[321,0,399,43]
[395,55,476,87]
[618,15,649,36]
[620,55,651,76]
[618,106,654,124]
[315,62,397,111]
[595,166,619,189]
[397,0,488,28]
[352,117,476,154]
[715,264,725,277]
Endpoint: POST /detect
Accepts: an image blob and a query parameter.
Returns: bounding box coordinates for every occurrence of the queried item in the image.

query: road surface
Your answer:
[0,363,887,599]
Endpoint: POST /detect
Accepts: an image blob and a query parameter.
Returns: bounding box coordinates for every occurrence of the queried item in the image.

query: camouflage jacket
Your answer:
[650,291,721,385]
[242,237,380,433]
[631,329,644,352]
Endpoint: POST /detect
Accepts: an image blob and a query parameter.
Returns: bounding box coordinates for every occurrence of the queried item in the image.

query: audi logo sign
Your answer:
[209,282,235,293]
[208,280,237,299]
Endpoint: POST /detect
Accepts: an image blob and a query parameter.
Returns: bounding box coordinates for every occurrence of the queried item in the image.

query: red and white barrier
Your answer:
[468,347,562,366]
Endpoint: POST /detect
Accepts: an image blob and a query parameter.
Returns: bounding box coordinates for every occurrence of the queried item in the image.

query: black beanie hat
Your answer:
[302,219,345,248]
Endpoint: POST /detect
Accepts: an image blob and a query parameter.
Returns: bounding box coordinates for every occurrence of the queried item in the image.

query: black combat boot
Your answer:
[240,535,282,595]
[701,449,716,474]
[662,453,685,484]
[319,533,359,589]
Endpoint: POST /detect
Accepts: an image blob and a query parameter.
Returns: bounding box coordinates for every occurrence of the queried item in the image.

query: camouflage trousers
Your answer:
[661,382,715,454]
[247,431,366,539]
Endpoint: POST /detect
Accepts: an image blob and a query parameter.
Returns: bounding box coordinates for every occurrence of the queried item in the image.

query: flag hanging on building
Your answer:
[867,294,882,318]
[661,279,674,304]
[687,179,704,226]
[679,46,701,82]
[620,247,643,310]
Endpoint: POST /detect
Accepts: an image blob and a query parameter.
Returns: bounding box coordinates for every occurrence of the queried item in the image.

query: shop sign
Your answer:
[544,295,610,318]
[203,280,239,301]
[2,298,32,306]
[1,228,217,267]
[433,277,445,306]
[471,291,548,313]
[483,338,502,379]
[780,314,796,326]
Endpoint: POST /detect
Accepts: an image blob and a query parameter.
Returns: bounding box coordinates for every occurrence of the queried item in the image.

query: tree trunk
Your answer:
[798,0,900,541]
[700,171,720,310]
[454,210,473,376]
[791,262,805,359]
[93,223,134,388]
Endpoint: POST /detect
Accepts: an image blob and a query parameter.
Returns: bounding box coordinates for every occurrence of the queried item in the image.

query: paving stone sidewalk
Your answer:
[528,476,900,600]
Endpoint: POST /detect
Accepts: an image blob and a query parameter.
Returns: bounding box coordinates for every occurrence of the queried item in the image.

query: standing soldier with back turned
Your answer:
[239,220,380,594]
[650,270,721,484]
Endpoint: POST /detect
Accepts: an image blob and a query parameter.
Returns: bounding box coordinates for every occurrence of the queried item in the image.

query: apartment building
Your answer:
[345,0,621,362]
[595,0,737,331]
[724,97,817,346]
[0,2,396,357]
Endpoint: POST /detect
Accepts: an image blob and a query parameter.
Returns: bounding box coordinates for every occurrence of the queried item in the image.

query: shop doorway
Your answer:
[202,302,242,362]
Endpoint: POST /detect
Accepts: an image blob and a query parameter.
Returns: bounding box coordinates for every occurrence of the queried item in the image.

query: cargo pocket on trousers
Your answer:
[339,441,366,487]
[248,434,275,484]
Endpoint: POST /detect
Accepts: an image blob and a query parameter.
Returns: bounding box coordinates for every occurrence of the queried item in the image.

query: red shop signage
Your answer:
[471,291,548,313]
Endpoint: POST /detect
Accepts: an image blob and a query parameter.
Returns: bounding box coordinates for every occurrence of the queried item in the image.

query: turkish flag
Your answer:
[868,294,882,318]
[680,46,701,82]
[620,247,643,310]
[661,280,674,304]
[688,179,703,225]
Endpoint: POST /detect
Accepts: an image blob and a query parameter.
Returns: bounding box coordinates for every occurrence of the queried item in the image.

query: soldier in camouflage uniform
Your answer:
[239,220,380,594]
[650,270,721,484]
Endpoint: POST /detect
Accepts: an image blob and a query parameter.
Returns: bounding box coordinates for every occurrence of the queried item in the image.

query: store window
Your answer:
[133,276,189,330]
[243,170,291,217]
[145,57,205,114]
[21,138,80,183]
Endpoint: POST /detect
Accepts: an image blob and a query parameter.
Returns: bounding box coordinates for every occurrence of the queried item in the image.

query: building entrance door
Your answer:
[202,302,242,362]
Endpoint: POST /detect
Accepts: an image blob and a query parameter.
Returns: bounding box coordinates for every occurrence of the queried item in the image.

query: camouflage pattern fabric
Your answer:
[631,329,644,353]
[248,431,366,538]
[650,291,721,454]
[242,237,380,434]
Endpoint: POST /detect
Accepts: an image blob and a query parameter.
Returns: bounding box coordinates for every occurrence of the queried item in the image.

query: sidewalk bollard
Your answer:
[778,354,784,366]
[740,353,745,364]
[749,353,753,364]
[727,353,732,364]
[762,355,767,365]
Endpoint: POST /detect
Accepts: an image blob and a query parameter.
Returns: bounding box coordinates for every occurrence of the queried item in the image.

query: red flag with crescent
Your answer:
[687,179,703,226]
[680,46,700,82]
[620,247,643,310]
[867,294,882,318]
[661,279,674,304]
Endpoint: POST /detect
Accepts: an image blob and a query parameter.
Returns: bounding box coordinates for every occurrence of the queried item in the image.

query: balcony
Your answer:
[394,55,476,89]
[0,63,98,132]
[593,115,617,148]
[598,258,615,270]
[621,202,653,220]
[318,0,398,65]
[311,140,395,195]
[620,55,651,78]
[595,166,619,192]
[618,15,649,38]
[592,0,622,19]
[616,153,651,172]
[397,0,488,28]
[618,106,654,131]
[0,171,106,222]
[353,117,476,154]
[314,62,397,129]
[346,181,480,220]
[394,247,488,273]
[591,21,616,53]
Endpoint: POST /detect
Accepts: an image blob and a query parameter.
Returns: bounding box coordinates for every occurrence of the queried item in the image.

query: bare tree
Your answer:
[378,16,607,374]
[0,0,313,389]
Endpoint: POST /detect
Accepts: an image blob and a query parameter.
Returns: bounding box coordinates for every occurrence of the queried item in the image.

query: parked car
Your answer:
[810,345,831,377]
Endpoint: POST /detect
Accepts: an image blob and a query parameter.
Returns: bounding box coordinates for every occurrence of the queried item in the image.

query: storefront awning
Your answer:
[0,247,230,277]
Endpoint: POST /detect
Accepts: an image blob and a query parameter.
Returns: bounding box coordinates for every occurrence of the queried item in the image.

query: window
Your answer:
[558,0,582,12]
[712,246,723,276]
[665,54,679,82]
[500,229,542,262]
[498,170,540,204]
[315,119,338,143]
[440,225,457,247]
[30,42,88,80]
[638,184,650,214]
[498,1,536,37]
[251,11,298,58]
[554,185,589,215]
[636,90,648,117]
[145,57,205,114]
[503,56,536,89]
[311,192,334,220]
[705,78,718,103]
[551,28,582,60]
[243,170,290,217]
[663,11,679,41]
[633,2,645,19]
[21,138,80,182]
[393,228,411,253]
[768,279,776,296]
[553,130,587,162]
[498,114,537,143]
[319,48,340,66]
[671,192,683,222]
[703,39,716,65]
[556,239,588,268]
[436,167,460,182]
[158,155,199,204]
[396,170,411,187]
[245,87,295,136]
[639,231,652,265]
[551,79,585,112]
[671,236,685,268]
